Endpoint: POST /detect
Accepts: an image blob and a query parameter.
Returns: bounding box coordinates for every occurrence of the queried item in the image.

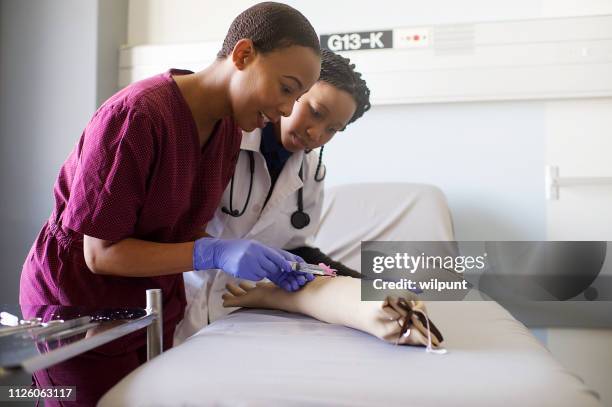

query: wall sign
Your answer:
[320,30,392,52]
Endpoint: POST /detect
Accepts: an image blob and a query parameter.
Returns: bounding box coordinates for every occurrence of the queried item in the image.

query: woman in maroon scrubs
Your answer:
[19,3,321,402]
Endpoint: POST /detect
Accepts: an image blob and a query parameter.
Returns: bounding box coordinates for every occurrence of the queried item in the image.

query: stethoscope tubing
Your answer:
[222,149,325,229]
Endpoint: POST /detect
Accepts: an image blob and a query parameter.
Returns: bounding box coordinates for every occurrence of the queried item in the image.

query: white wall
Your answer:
[543,96,612,407]
[0,0,127,303]
[0,0,98,304]
[546,99,612,241]
[325,101,547,240]
[127,0,612,45]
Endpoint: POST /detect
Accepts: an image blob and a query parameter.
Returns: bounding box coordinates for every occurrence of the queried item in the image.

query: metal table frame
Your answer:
[1,289,163,374]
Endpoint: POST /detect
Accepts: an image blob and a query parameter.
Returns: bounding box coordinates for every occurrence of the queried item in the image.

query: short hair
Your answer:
[319,49,371,128]
[217,2,321,59]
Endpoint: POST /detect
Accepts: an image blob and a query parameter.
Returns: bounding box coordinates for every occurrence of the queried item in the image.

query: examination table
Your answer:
[99,183,601,406]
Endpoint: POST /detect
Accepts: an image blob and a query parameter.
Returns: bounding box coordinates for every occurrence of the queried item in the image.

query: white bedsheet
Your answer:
[100,299,600,407]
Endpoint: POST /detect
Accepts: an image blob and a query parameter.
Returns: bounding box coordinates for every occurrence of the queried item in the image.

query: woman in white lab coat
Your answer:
[177,50,371,341]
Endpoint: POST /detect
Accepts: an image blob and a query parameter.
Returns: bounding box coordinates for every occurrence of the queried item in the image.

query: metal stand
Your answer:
[146,289,163,360]
[1,290,165,373]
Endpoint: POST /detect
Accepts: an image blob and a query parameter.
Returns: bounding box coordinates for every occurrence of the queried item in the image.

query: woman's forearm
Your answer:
[84,236,195,277]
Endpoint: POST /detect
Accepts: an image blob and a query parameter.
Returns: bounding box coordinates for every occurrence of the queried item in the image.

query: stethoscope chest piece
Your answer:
[290,160,311,229]
[291,210,310,229]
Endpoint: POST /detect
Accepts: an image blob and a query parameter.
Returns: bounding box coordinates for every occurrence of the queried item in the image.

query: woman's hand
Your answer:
[193,238,312,291]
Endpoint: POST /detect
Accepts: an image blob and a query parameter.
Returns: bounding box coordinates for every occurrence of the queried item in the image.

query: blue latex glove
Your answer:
[193,238,312,291]
[268,247,315,291]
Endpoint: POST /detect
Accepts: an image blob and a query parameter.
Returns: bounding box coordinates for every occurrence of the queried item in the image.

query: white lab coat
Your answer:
[206,128,324,248]
[176,129,325,344]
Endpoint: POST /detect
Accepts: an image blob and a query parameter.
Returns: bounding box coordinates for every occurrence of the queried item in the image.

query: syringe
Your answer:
[289,261,337,277]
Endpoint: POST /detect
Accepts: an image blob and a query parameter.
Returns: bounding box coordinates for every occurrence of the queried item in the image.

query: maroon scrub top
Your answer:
[20,69,242,350]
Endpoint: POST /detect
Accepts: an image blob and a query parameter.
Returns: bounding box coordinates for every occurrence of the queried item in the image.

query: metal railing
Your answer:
[0,289,163,374]
[546,165,612,200]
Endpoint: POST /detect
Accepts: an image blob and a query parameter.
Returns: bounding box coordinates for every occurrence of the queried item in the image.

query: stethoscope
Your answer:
[221,147,325,229]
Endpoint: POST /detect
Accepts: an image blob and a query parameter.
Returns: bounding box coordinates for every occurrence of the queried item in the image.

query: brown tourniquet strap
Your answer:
[397,299,444,344]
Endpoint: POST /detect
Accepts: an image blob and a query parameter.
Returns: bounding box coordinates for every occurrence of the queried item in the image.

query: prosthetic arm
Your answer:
[222,276,444,350]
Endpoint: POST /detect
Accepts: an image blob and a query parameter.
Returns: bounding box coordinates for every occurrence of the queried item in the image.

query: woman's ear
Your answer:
[232,38,255,70]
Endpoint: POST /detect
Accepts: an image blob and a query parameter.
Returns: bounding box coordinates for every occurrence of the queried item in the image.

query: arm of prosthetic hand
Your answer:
[222,276,444,349]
